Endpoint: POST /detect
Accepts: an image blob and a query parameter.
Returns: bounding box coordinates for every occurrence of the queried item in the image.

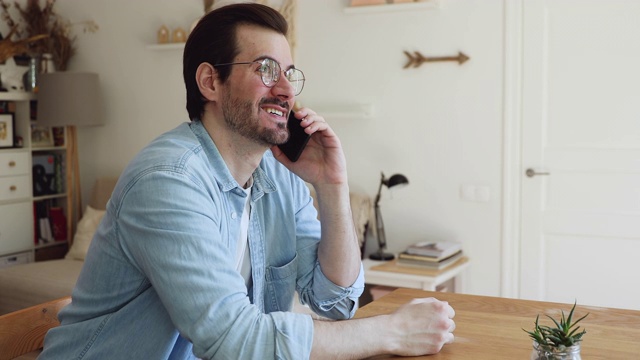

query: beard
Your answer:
[221,90,289,146]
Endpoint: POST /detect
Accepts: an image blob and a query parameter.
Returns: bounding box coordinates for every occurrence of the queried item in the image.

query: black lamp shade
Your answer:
[385,174,409,188]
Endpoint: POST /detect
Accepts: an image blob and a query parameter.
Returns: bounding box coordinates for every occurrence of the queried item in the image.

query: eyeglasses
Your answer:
[214,58,305,96]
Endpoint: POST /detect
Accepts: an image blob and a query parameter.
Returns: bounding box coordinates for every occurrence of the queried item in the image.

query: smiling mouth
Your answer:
[264,107,284,117]
[260,98,290,119]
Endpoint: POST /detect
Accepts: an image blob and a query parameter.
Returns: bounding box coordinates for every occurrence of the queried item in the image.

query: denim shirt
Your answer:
[39,120,365,360]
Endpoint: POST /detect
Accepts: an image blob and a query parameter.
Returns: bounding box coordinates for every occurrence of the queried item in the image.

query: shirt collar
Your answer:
[189,119,276,196]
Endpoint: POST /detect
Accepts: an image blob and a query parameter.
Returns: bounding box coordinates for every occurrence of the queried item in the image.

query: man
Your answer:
[40,3,455,359]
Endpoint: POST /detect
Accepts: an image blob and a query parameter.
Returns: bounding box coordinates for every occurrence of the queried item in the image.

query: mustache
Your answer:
[259,98,289,111]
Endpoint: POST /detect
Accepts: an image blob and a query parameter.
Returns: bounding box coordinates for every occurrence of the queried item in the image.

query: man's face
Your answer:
[220,25,296,146]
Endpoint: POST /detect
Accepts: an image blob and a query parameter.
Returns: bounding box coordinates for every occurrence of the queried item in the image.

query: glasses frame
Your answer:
[214,58,305,96]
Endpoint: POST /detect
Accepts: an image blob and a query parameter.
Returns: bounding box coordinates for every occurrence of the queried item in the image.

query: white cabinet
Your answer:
[0,150,33,256]
[0,149,33,258]
[0,251,33,269]
[0,152,29,175]
[0,92,69,265]
[0,152,31,202]
[0,202,33,255]
[0,174,31,201]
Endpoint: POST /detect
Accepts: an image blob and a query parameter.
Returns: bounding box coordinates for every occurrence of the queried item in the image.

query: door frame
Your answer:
[500,0,524,299]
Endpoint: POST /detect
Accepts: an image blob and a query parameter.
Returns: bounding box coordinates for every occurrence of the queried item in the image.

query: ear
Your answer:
[196,62,219,101]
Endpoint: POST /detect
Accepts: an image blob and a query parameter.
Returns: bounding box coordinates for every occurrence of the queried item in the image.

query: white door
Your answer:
[519,0,640,310]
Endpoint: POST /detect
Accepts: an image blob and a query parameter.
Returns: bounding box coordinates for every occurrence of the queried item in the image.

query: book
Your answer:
[405,241,462,260]
[54,153,64,193]
[39,218,54,243]
[397,250,464,270]
[398,249,462,263]
[33,203,38,245]
[49,207,67,241]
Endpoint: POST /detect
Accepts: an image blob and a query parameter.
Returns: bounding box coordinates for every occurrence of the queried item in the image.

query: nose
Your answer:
[271,72,296,100]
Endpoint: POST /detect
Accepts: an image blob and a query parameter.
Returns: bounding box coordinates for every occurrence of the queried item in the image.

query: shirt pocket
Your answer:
[265,254,298,312]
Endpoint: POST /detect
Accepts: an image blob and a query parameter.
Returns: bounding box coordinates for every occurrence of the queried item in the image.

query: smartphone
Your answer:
[278,111,311,162]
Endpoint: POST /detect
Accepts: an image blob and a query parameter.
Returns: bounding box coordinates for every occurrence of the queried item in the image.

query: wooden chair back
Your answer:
[0,296,71,360]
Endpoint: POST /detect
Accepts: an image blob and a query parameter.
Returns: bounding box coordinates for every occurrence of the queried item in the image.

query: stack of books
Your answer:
[397,241,463,270]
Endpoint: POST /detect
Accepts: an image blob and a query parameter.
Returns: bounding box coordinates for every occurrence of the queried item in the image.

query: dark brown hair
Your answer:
[183,3,288,120]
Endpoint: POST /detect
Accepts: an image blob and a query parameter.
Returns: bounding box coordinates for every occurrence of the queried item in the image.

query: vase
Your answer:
[24,56,40,92]
[41,53,56,73]
[530,341,581,360]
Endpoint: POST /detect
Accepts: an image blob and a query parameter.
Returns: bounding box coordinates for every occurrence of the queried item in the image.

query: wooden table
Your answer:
[355,288,640,359]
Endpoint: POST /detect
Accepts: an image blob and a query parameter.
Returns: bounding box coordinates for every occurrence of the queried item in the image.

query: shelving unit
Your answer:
[31,127,70,261]
[0,91,70,267]
[344,0,440,14]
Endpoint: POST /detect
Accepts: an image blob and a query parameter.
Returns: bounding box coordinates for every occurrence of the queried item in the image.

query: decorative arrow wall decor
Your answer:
[403,51,470,69]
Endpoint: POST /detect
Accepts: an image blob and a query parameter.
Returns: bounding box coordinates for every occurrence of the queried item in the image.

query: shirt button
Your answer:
[231,212,238,220]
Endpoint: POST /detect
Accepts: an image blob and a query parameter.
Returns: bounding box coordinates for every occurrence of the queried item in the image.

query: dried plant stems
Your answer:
[0,0,96,71]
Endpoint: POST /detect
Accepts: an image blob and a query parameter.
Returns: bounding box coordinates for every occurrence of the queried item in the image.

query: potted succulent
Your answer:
[523,302,589,360]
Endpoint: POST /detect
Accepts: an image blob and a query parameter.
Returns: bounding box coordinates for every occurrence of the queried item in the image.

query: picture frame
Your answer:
[31,124,54,148]
[0,113,14,148]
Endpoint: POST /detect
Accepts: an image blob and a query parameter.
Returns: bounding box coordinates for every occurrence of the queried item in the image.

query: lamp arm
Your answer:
[375,205,386,248]
[375,172,387,249]
[374,172,385,208]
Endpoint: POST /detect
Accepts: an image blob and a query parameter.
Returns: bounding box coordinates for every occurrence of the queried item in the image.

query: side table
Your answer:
[363,256,470,293]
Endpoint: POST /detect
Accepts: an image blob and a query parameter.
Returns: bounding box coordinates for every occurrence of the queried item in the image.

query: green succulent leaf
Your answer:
[522,302,589,348]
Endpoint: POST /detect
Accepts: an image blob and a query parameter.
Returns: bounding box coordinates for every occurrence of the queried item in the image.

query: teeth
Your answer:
[265,108,283,116]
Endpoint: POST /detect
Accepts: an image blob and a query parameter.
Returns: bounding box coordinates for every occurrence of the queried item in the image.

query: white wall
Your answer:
[296,0,505,297]
[49,0,506,297]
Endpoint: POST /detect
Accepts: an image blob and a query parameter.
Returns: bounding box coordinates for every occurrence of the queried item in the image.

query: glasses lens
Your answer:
[259,59,279,87]
[285,69,305,95]
[257,59,305,95]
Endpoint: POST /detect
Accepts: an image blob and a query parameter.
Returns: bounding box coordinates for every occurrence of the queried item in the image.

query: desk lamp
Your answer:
[36,72,103,241]
[370,172,409,261]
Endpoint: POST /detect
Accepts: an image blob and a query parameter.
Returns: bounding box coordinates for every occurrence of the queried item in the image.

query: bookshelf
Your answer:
[0,92,71,267]
[31,126,70,261]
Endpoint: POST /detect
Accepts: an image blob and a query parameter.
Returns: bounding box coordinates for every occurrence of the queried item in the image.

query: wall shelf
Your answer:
[344,0,440,14]
[34,240,68,250]
[146,43,185,51]
[0,91,36,101]
[31,145,67,152]
[310,103,375,120]
[33,193,69,202]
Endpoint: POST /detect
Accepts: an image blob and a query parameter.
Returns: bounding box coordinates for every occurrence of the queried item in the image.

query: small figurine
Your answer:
[157,25,170,44]
[0,57,29,92]
[172,27,187,43]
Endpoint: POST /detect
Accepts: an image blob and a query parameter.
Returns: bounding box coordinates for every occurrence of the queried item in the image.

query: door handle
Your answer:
[525,168,550,178]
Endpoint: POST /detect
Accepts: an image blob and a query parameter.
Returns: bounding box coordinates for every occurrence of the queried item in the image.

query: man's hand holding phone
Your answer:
[278,110,311,162]
[272,108,348,186]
